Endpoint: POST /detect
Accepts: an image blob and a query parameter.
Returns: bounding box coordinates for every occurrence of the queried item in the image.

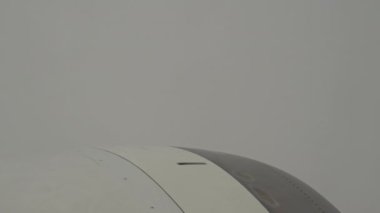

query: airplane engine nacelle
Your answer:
[0,146,340,213]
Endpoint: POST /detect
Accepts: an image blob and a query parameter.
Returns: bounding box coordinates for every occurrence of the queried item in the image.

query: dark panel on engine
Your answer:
[180,147,340,213]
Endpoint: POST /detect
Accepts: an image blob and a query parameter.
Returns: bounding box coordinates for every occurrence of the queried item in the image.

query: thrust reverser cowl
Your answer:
[181,147,340,213]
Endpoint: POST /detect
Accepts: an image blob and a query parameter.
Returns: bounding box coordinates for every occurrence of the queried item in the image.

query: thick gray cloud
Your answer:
[0,1,379,212]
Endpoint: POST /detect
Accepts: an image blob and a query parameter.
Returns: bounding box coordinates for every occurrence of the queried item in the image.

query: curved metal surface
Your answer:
[105,146,268,213]
[181,147,341,213]
[0,149,183,213]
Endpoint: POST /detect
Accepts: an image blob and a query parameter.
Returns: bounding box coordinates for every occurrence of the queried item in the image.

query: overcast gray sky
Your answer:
[0,1,379,212]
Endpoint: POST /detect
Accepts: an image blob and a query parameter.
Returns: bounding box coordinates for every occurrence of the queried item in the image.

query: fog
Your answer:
[0,1,379,212]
